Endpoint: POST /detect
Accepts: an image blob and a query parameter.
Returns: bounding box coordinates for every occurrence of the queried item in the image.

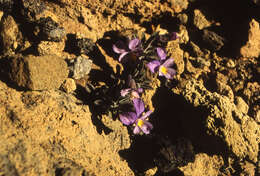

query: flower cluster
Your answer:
[112,32,178,135]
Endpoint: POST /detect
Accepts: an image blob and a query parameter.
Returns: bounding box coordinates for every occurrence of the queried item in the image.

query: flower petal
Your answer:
[140,110,153,120]
[164,68,176,79]
[162,58,174,68]
[131,91,140,99]
[133,126,141,134]
[113,41,127,54]
[120,88,131,97]
[147,60,161,73]
[119,112,137,125]
[140,121,153,134]
[137,88,143,94]
[118,52,129,62]
[156,47,167,60]
[133,98,145,117]
[129,38,141,50]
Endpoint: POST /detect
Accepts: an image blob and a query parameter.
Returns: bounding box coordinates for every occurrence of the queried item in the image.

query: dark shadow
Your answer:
[151,86,229,156]
[140,12,179,34]
[0,57,26,91]
[97,30,130,58]
[74,84,114,135]
[186,0,260,57]
[154,169,184,176]
[119,135,159,174]
[64,34,79,55]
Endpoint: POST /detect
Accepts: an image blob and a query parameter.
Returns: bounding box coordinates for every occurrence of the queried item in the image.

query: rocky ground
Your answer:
[0,0,259,176]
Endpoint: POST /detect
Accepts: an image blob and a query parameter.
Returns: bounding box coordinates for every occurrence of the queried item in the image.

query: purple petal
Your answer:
[164,68,176,79]
[147,60,161,73]
[140,110,153,120]
[120,88,131,97]
[133,98,145,117]
[131,91,140,99]
[133,126,141,134]
[113,41,127,53]
[112,45,125,54]
[162,58,174,68]
[129,38,141,50]
[118,52,129,62]
[156,47,167,60]
[119,112,137,125]
[137,88,143,94]
[140,121,153,134]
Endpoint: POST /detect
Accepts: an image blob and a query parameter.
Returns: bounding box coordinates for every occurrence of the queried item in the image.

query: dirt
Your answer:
[0,0,259,176]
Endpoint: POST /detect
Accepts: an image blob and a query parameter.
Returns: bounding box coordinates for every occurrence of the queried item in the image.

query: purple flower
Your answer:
[119,98,153,134]
[113,38,142,62]
[120,75,143,99]
[147,47,176,79]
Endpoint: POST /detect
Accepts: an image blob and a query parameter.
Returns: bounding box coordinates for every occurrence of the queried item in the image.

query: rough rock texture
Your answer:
[0,15,21,55]
[61,78,77,93]
[37,41,65,56]
[0,0,13,13]
[180,154,224,176]
[181,79,260,162]
[0,81,133,176]
[202,29,225,51]
[193,9,212,30]
[9,55,69,90]
[0,0,259,175]
[240,19,260,58]
[35,17,66,42]
[70,55,93,80]
[20,0,46,22]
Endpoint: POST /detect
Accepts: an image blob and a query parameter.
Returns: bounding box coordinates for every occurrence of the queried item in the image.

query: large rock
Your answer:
[0,81,133,176]
[9,55,69,90]
[182,79,260,162]
[240,19,260,58]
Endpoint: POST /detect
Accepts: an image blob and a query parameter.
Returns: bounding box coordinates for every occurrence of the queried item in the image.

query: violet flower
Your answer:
[113,38,142,62]
[120,75,143,99]
[147,47,176,79]
[119,98,153,134]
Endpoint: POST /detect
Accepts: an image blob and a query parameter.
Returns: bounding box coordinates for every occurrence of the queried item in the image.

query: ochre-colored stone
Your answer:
[9,55,69,90]
[0,15,20,55]
[240,19,260,58]
[61,78,77,93]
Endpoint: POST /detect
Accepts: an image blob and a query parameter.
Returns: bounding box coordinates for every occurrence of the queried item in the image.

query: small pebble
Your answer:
[177,13,188,24]
[61,78,77,93]
[226,59,235,68]
[70,55,92,79]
